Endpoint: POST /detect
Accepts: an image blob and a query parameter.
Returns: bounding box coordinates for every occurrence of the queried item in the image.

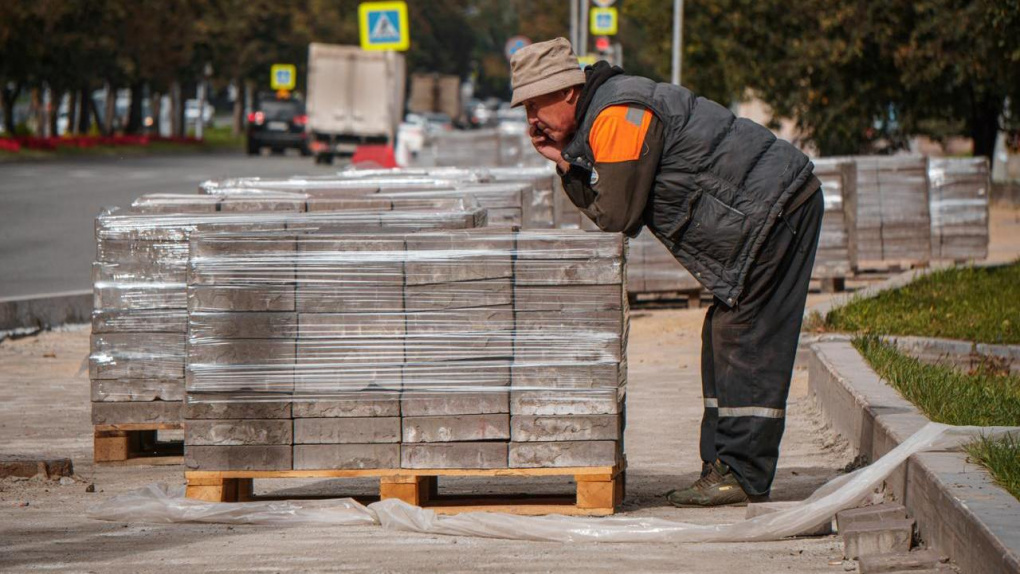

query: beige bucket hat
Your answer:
[509,37,586,107]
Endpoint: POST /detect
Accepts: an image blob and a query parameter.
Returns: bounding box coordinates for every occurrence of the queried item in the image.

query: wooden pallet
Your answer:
[629,288,704,309]
[185,463,626,516]
[93,423,184,464]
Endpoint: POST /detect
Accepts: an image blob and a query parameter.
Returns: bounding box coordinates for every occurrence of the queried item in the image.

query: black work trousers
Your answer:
[698,189,824,497]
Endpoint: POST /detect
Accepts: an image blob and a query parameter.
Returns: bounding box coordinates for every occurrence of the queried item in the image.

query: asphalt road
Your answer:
[0,151,338,299]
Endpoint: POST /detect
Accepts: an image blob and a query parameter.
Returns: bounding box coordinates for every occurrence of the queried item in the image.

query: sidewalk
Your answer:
[0,311,853,572]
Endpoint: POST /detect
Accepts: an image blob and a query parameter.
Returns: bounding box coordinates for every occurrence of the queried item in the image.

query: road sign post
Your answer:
[358,1,410,51]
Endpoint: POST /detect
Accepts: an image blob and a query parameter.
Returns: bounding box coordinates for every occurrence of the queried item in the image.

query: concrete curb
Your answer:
[809,341,1020,574]
[0,290,91,336]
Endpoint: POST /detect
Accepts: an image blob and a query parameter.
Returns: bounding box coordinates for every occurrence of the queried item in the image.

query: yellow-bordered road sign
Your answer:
[359,1,410,51]
[590,7,618,36]
[270,64,296,90]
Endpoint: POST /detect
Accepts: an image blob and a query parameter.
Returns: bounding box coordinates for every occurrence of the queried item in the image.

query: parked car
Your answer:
[246,97,310,156]
[185,99,214,127]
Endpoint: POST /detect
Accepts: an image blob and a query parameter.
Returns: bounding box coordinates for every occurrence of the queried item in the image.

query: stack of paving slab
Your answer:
[853,155,931,268]
[927,157,990,262]
[812,158,858,280]
[90,206,486,431]
[183,228,627,471]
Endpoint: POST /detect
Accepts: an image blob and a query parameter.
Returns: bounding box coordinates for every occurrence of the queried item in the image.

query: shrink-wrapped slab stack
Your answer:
[812,158,858,279]
[90,208,486,431]
[183,228,628,471]
[928,157,990,261]
[853,156,931,267]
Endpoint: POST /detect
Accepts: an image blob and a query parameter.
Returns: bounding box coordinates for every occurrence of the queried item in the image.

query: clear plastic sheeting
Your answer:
[89,423,1008,542]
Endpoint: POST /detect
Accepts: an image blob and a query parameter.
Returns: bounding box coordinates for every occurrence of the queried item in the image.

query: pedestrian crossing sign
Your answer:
[359,1,410,51]
[590,7,618,36]
[270,64,296,90]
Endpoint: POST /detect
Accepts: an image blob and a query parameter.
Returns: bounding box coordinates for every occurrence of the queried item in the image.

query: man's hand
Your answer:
[530,125,571,173]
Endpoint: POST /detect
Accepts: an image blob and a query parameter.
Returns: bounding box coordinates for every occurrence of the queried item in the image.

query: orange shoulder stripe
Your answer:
[588,104,652,163]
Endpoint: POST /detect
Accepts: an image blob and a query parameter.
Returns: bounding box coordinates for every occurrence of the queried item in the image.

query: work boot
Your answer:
[666,460,752,508]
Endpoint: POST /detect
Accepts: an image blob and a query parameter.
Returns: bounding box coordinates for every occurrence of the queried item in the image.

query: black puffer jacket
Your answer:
[560,75,818,306]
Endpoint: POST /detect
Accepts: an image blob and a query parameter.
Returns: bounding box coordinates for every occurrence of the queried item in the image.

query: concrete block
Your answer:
[401,392,509,417]
[293,417,401,444]
[511,390,623,415]
[0,455,74,479]
[293,364,402,394]
[91,379,184,402]
[513,311,623,363]
[295,281,404,313]
[514,258,623,285]
[512,363,625,389]
[186,419,293,446]
[188,312,298,339]
[297,313,406,338]
[94,284,185,311]
[857,549,942,574]
[291,394,400,418]
[515,231,624,259]
[89,333,185,380]
[744,501,833,537]
[96,239,186,266]
[189,338,296,366]
[837,504,909,531]
[509,440,619,468]
[402,414,510,442]
[184,400,291,420]
[189,235,296,259]
[510,415,621,442]
[404,259,512,285]
[188,285,295,312]
[293,444,400,470]
[404,279,512,311]
[91,309,188,333]
[296,338,404,366]
[91,401,183,425]
[401,442,508,469]
[513,285,624,312]
[218,197,306,212]
[842,518,915,560]
[185,445,292,471]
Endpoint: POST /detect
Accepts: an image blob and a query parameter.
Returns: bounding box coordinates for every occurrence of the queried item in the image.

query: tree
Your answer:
[895,0,1020,158]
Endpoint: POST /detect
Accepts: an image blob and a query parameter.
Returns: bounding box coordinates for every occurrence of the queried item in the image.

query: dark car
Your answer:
[246,98,310,156]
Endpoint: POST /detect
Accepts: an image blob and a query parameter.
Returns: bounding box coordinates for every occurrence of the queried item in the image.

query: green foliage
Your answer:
[853,335,1020,427]
[966,434,1020,502]
[827,262,1020,345]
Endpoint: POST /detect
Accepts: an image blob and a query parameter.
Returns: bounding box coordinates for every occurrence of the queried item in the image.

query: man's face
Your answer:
[523,88,579,144]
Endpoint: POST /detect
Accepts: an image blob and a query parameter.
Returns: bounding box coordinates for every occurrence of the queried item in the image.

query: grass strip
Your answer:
[966,434,1020,501]
[827,263,1020,345]
[853,335,1020,427]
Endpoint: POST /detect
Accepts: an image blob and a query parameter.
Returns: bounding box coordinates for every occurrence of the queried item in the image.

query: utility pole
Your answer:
[579,0,590,56]
[671,0,684,85]
[570,0,579,50]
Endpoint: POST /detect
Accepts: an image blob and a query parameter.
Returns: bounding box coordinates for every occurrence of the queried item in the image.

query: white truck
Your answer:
[306,43,406,164]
